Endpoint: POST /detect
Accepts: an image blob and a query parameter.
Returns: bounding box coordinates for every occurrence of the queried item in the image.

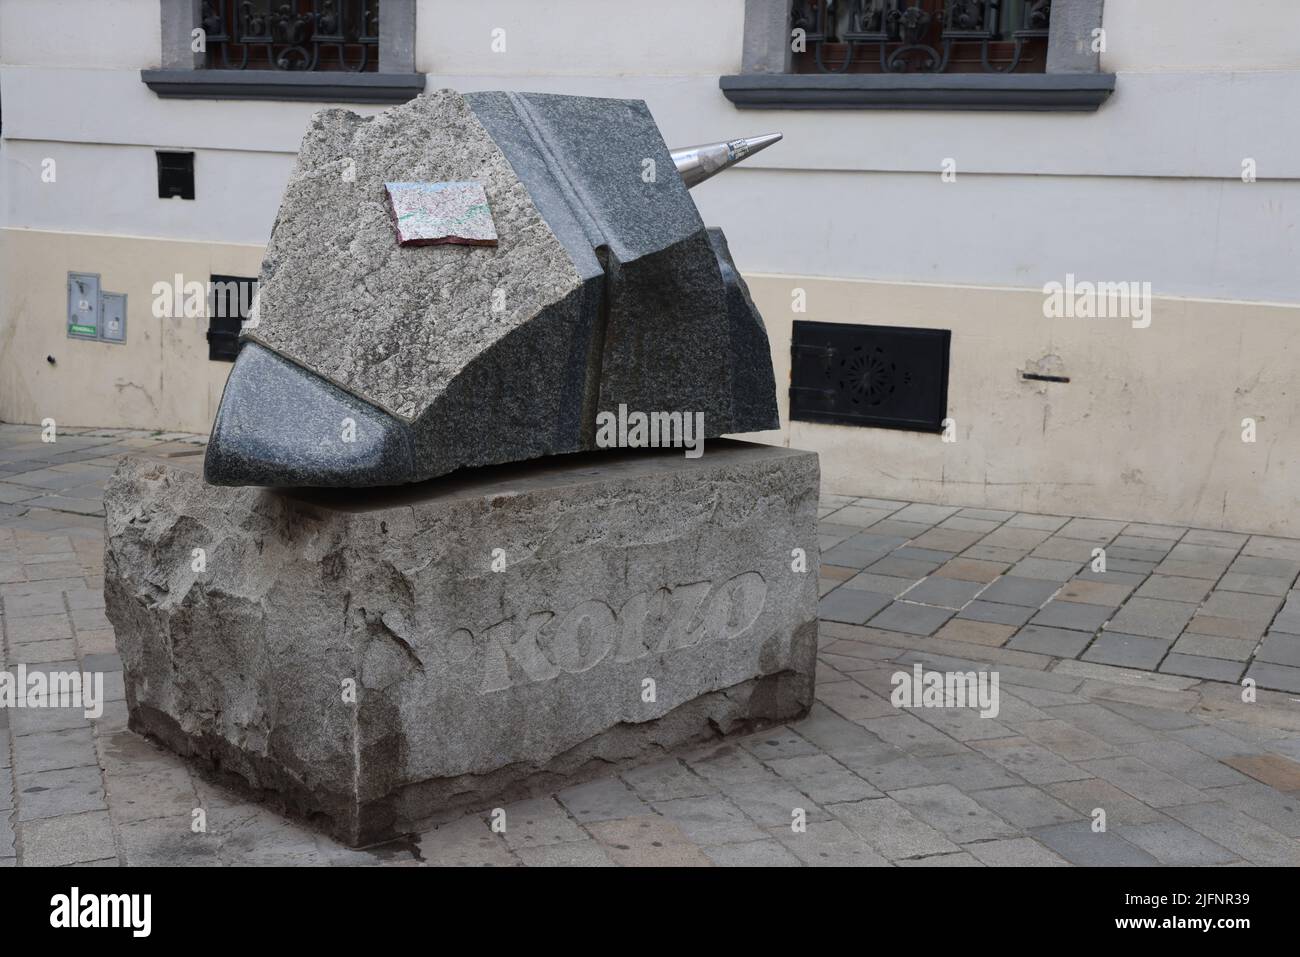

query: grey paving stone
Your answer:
[963,544,1033,563]
[1204,782,1300,837]
[1006,625,1094,658]
[893,546,964,564]
[967,837,1069,866]
[1133,575,1213,603]
[1015,719,1122,761]
[1032,537,1108,563]
[1255,634,1300,667]
[955,507,1015,522]
[1115,820,1238,865]
[1030,821,1160,866]
[1243,660,1300,694]
[940,516,1002,533]
[901,576,984,610]
[516,839,617,867]
[890,783,1019,842]
[1005,513,1069,531]
[827,505,898,528]
[702,838,802,867]
[1182,529,1248,549]
[1030,600,1113,632]
[971,736,1091,784]
[1159,653,1247,683]
[867,556,942,579]
[1217,572,1293,597]
[916,751,1023,790]
[1045,779,1166,825]
[968,785,1083,828]
[895,851,984,866]
[1170,633,1255,662]
[1121,523,1186,541]
[1105,597,1197,640]
[1165,802,1300,866]
[1077,756,1208,807]
[417,814,518,867]
[819,588,892,625]
[1072,567,1148,587]
[1081,632,1172,670]
[497,797,587,850]
[828,797,960,860]
[17,810,116,866]
[738,726,822,761]
[822,542,895,569]
[867,601,954,636]
[1200,590,1283,623]
[891,503,959,525]
[768,819,891,866]
[1045,704,1161,746]
[859,714,965,757]
[1008,557,1080,582]
[842,572,918,597]
[766,754,880,805]
[1058,518,1128,542]
[977,575,1059,608]
[14,764,106,822]
[654,795,767,846]
[12,726,97,773]
[556,777,650,824]
[957,600,1035,627]
[1227,554,1300,579]
[1154,558,1231,580]
[1129,740,1252,790]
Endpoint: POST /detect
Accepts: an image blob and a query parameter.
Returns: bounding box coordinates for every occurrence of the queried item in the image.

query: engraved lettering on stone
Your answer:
[475,572,768,692]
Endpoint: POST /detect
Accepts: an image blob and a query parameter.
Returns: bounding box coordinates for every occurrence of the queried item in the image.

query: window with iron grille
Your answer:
[792,0,1050,74]
[201,0,380,72]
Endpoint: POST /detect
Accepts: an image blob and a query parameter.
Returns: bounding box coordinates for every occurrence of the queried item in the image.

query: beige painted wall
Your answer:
[745,275,1300,537]
[0,228,262,434]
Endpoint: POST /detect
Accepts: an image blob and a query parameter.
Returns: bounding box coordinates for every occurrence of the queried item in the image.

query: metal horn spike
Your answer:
[670,132,782,189]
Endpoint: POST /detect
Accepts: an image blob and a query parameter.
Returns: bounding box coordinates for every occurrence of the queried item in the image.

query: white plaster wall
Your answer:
[414,0,745,76]
[1102,0,1300,73]
[0,0,160,69]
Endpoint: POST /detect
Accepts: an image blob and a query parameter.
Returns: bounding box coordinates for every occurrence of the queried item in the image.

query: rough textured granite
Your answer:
[206,90,779,488]
[109,441,820,845]
[243,91,582,423]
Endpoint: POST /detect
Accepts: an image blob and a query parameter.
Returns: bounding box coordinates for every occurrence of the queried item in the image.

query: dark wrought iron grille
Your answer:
[790,321,951,432]
[792,0,1050,74]
[201,0,380,71]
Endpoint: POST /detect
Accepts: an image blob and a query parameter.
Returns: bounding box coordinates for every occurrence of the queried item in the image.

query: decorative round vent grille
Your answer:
[837,345,897,407]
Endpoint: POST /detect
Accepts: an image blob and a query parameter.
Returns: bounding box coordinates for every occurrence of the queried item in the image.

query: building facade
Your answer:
[2,0,1298,532]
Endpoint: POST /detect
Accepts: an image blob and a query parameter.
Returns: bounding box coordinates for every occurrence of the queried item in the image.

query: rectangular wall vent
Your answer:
[790,321,950,432]
[207,275,257,362]
[157,151,195,200]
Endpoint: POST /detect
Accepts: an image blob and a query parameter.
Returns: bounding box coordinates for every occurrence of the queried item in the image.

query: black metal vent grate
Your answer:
[157,151,195,200]
[207,275,257,362]
[790,321,950,432]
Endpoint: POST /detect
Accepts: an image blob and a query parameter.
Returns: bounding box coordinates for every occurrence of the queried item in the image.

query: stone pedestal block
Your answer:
[104,441,819,845]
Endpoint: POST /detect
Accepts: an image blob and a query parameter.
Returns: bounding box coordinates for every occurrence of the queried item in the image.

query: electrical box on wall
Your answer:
[66,272,128,345]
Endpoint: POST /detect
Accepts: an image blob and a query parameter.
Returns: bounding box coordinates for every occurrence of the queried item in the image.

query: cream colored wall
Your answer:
[1101,0,1300,73]
[744,274,1300,536]
[0,228,262,433]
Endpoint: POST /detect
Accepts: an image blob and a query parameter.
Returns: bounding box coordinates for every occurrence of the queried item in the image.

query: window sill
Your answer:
[719,72,1115,112]
[141,69,426,104]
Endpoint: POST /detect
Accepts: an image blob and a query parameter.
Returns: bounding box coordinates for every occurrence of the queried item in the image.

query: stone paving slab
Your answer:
[2,425,1300,865]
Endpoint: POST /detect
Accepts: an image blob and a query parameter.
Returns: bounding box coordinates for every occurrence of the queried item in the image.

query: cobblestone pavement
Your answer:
[2,423,1299,866]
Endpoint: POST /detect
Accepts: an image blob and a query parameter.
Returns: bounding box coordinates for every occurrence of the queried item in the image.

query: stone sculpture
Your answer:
[105,91,818,846]
[204,89,782,488]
